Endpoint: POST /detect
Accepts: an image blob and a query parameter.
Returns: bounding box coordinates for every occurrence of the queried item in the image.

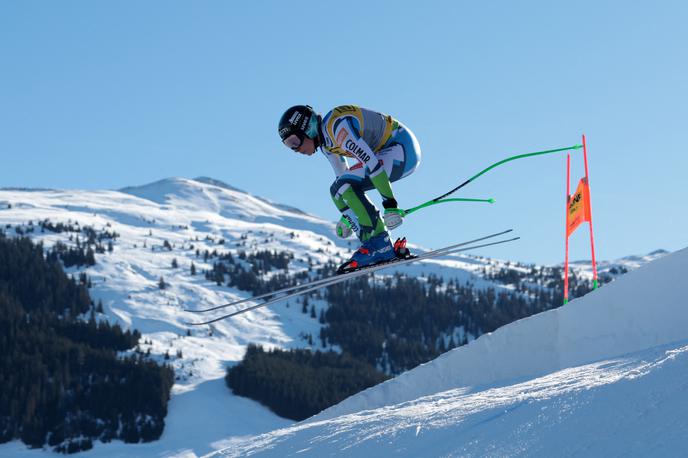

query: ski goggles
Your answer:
[282,133,304,151]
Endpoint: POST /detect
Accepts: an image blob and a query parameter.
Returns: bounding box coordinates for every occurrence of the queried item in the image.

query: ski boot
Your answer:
[337,231,396,274]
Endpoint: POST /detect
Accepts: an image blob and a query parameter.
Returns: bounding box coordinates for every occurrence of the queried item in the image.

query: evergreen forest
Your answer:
[0,234,174,453]
[221,250,602,421]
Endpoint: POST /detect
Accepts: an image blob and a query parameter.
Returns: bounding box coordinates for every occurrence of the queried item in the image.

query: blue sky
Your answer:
[1,1,686,264]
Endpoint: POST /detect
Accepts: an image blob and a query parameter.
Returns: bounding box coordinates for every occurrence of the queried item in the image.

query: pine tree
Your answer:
[86,246,96,265]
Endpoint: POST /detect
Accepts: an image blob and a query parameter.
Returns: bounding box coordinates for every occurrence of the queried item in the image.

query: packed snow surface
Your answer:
[210,247,688,457]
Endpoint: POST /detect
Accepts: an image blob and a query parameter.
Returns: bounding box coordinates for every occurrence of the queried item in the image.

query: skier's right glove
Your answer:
[382,199,405,230]
[335,215,354,239]
[383,208,404,230]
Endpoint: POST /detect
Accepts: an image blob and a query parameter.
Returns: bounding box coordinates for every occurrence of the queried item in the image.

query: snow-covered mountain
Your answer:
[0,177,669,457]
[209,245,688,457]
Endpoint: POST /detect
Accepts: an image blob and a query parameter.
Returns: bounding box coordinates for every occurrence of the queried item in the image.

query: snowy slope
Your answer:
[0,178,522,457]
[0,178,669,457]
[209,247,688,457]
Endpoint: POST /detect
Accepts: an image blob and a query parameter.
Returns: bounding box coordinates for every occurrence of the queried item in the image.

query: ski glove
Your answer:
[335,215,354,239]
[383,209,404,230]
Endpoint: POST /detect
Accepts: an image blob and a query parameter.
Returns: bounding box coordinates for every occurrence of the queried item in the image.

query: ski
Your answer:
[186,229,514,314]
[184,234,519,325]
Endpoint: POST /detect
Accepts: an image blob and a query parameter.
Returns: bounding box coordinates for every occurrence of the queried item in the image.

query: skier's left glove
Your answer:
[335,215,354,239]
[382,199,405,230]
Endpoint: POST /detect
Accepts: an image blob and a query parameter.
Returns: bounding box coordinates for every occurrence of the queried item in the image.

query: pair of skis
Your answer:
[184,229,518,325]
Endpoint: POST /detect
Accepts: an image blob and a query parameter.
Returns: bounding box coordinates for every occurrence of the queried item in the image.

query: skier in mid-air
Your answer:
[278,105,422,273]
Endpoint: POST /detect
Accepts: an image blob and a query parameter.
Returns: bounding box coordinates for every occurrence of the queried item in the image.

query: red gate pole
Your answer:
[564,153,571,304]
[582,134,599,289]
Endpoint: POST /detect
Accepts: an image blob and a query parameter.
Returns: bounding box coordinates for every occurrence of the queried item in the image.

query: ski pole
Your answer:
[403,144,583,216]
[402,197,495,216]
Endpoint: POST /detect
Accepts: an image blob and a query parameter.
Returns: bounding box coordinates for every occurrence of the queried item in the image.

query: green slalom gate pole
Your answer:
[403,144,583,216]
[403,197,496,216]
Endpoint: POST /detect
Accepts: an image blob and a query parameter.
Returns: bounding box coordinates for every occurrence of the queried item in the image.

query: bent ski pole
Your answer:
[404,144,583,216]
[402,197,495,216]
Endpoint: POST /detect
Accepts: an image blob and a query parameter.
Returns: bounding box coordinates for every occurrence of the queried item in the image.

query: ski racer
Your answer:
[278,105,422,272]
